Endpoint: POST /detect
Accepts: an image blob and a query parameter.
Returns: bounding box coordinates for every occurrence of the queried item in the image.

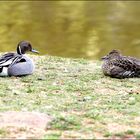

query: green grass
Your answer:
[0,128,7,137]
[0,55,140,139]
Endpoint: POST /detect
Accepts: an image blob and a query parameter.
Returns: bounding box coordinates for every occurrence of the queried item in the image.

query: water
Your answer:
[0,1,140,59]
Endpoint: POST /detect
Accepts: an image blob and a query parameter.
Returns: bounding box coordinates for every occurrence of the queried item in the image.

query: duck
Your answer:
[101,50,140,78]
[0,40,39,76]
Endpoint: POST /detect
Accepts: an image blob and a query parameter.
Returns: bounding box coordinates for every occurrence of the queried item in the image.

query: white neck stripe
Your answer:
[18,45,22,54]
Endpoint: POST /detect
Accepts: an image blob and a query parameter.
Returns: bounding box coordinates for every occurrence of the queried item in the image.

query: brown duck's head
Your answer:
[17,40,39,55]
[101,50,121,61]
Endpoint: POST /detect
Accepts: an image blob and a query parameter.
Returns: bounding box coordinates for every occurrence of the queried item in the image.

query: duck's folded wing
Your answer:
[123,56,140,67]
[0,53,22,67]
[110,66,135,78]
[112,57,140,70]
[110,57,140,78]
[0,53,16,66]
[8,55,23,67]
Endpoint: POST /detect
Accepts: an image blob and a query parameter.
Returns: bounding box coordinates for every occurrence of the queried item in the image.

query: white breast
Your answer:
[0,67,8,76]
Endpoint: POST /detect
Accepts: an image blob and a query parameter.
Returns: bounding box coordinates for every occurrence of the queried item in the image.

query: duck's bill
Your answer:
[101,56,105,60]
[31,49,39,54]
[101,56,107,60]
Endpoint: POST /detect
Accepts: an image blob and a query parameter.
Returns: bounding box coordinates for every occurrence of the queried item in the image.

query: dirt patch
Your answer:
[0,111,52,139]
[107,123,130,133]
[60,130,95,139]
[107,123,139,133]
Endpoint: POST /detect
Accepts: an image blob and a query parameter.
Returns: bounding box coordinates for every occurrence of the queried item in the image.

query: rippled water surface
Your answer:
[0,1,140,59]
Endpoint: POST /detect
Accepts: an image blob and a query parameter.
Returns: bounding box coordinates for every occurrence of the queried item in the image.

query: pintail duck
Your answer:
[0,41,39,76]
[101,50,140,78]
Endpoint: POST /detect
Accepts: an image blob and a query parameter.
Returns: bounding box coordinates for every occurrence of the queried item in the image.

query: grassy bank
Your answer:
[0,55,140,139]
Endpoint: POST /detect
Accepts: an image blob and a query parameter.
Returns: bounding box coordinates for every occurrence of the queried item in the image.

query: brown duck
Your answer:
[101,50,140,78]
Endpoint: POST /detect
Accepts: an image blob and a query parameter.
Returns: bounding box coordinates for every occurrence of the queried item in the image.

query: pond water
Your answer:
[0,1,140,59]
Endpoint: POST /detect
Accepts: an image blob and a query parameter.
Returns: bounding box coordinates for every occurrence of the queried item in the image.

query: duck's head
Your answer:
[17,41,39,55]
[101,50,121,61]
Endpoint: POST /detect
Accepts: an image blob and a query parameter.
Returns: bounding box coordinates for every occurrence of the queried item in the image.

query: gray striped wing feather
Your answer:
[0,53,22,67]
[111,57,140,78]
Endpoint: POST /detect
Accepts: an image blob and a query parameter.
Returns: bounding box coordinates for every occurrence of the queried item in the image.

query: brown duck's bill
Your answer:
[31,49,39,54]
[101,55,107,60]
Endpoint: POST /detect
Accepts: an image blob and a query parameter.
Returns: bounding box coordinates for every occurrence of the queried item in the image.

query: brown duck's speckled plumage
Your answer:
[101,50,140,78]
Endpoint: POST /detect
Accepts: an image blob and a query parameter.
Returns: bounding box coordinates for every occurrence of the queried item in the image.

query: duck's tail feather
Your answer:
[110,66,136,78]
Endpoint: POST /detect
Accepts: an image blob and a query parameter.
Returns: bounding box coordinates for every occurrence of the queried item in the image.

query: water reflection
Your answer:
[0,1,140,59]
